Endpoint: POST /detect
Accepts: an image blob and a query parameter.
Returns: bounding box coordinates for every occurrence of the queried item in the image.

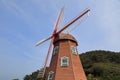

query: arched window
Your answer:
[53,46,59,55]
[61,57,69,67]
[71,46,77,54]
[48,71,54,80]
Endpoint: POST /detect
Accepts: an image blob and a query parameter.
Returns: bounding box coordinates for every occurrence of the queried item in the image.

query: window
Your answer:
[53,46,59,55]
[48,71,54,80]
[61,57,69,67]
[71,46,77,54]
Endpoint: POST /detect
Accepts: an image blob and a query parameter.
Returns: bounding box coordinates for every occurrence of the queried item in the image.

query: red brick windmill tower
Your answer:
[36,8,90,80]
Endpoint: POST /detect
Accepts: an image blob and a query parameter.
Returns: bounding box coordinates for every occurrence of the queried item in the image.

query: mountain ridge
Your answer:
[80,50,120,80]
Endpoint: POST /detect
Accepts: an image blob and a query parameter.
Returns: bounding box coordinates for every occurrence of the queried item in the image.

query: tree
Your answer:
[12,79,19,80]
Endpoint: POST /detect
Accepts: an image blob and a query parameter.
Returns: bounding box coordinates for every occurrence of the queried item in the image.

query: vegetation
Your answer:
[24,70,40,80]
[12,79,19,80]
[24,50,120,80]
[80,50,120,80]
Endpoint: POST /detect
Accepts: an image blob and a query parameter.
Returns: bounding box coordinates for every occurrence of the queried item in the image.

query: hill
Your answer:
[80,50,120,80]
[24,50,120,80]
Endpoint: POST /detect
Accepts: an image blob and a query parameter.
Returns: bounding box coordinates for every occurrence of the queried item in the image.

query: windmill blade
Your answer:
[53,7,64,34]
[42,37,54,79]
[63,9,90,33]
[40,8,64,78]
[56,8,90,34]
[36,7,64,47]
[35,36,52,46]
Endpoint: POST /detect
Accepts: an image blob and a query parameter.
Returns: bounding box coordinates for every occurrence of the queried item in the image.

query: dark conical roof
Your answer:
[53,33,78,45]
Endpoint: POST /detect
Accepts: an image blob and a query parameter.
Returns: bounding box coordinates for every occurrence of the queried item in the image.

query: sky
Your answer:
[0,0,120,80]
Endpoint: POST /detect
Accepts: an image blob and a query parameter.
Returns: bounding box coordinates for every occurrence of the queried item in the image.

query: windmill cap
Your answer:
[53,33,78,46]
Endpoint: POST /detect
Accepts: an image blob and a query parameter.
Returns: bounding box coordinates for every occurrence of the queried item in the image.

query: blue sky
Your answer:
[0,0,120,80]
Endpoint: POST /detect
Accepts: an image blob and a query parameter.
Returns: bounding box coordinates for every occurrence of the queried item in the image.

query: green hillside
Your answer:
[80,50,120,80]
[24,50,120,80]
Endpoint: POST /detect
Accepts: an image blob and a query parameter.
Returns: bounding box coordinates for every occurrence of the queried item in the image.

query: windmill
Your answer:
[36,7,90,80]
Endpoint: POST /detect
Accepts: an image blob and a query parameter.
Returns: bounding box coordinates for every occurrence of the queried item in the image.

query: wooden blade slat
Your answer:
[41,7,64,79]
[35,36,52,46]
[42,37,54,79]
[56,8,90,34]
[53,7,64,34]
[36,7,64,47]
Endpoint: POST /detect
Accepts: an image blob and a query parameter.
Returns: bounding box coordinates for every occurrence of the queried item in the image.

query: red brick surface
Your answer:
[46,34,87,80]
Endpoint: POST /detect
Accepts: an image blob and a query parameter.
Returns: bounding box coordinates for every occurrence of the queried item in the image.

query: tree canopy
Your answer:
[80,50,120,80]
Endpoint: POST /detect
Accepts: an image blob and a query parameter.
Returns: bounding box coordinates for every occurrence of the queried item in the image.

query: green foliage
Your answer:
[12,79,19,80]
[80,50,120,80]
[23,67,48,80]
[24,70,39,80]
